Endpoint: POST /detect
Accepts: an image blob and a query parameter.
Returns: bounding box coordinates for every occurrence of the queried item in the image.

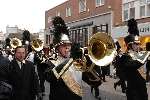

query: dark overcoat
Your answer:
[0,55,11,100]
[8,59,40,100]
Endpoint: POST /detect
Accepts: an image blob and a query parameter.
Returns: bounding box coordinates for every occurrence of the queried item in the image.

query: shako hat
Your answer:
[124,34,140,45]
[52,16,71,47]
[124,18,140,45]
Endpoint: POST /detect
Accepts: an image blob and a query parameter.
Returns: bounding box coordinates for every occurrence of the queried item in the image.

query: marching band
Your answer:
[0,17,150,100]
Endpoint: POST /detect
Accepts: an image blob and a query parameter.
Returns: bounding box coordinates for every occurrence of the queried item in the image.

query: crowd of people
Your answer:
[0,16,150,100]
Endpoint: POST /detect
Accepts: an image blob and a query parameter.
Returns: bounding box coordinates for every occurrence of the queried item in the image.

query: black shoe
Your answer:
[98,97,101,100]
[42,92,45,96]
[95,96,101,100]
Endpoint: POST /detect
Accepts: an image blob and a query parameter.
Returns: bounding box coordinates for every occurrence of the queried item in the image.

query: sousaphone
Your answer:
[88,32,116,67]
[10,38,22,49]
[82,32,116,86]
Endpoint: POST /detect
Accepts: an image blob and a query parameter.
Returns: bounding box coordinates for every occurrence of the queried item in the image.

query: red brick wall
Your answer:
[45,0,123,29]
[111,0,122,27]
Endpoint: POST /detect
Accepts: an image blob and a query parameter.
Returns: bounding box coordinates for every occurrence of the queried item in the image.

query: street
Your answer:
[42,76,150,100]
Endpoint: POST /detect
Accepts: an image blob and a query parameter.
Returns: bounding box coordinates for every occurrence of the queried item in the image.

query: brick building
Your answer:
[45,0,150,48]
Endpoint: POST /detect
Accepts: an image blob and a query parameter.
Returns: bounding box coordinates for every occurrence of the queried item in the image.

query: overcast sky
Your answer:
[0,0,67,33]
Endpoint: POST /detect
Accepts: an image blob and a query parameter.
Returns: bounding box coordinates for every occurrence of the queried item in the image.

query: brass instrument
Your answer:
[31,39,44,51]
[10,38,22,49]
[74,32,116,71]
[76,32,116,84]
[88,32,116,67]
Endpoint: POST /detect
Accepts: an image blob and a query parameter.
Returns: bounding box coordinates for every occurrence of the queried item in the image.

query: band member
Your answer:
[146,42,150,82]
[26,47,47,94]
[113,41,126,93]
[8,46,42,100]
[34,50,47,95]
[101,65,109,82]
[81,48,102,100]
[82,63,102,100]
[26,45,35,63]
[119,18,150,100]
[45,16,82,100]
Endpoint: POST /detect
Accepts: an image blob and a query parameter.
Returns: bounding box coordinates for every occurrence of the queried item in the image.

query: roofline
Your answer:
[46,0,69,12]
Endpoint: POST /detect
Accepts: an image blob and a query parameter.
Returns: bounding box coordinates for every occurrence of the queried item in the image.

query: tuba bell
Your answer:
[10,38,22,49]
[88,32,116,66]
[31,38,44,51]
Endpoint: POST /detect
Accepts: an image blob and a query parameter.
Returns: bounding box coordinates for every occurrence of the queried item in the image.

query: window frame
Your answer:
[147,3,150,16]
[140,0,150,18]
[66,7,71,17]
[95,0,104,7]
[47,16,52,23]
[56,11,61,16]
[122,1,135,21]
[79,0,86,13]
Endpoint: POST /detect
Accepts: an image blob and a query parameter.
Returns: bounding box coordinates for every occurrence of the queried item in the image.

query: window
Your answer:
[46,35,48,44]
[147,0,150,3]
[123,1,135,21]
[140,0,146,17]
[56,11,61,16]
[48,16,52,23]
[79,0,86,12]
[69,28,88,47]
[82,28,88,46]
[123,0,150,20]
[95,0,104,7]
[147,4,150,16]
[140,5,146,17]
[130,8,135,19]
[66,7,71,17]
[139,0,150,17]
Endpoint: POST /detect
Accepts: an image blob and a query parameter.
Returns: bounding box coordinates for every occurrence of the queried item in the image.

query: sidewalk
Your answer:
[83,76,150,100]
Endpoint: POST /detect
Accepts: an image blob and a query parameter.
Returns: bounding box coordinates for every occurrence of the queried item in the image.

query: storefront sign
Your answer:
[139,23,150,34]
[112,22,150,38]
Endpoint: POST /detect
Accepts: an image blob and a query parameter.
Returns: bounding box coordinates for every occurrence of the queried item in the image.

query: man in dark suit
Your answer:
[8,46,41,100]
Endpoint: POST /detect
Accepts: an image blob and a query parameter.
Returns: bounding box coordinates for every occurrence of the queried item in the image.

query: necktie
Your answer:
[21,62,23,69]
